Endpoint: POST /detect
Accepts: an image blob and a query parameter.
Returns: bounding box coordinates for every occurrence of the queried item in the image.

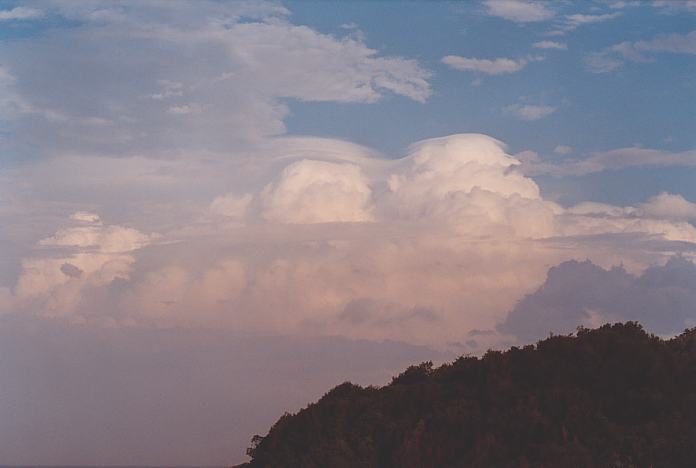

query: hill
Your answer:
[241,323,696,467]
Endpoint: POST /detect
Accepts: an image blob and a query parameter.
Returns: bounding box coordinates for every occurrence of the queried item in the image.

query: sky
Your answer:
[0,0,695,465]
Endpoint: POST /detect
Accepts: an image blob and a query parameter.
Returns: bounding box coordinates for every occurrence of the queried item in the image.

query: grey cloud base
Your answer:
[498,256,696,342]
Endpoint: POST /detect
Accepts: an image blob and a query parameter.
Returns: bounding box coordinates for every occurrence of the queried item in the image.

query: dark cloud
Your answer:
[60,262,83,278]
[498,256,696,343]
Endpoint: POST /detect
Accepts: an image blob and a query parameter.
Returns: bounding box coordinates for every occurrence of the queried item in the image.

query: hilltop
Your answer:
[241,323,696,467]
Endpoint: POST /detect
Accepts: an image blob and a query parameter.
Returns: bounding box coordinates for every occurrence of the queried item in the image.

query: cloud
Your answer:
[209,193,253,220]
[70,211,102,223]
[0,6,43,21]
[586,30,696,72]
[652,0,696,13]
[635,30,696,54]
[639,192,696,221]
[533,40,567,50]
[584,51,625,73]
[522,146,696,176]
[0,2,431,158]
[442,55,542,75]
[608,1,642,8]
[483,0,554,23]
[38,221,152,253]
[546,12,622,35]
[504,103,556,121]
[382,134,558,239]
[4,133,696,347]
[60,263,84,278]
[554,145,572,154]
[498,256,696,342]
[564,12,621,28]
[261,159,375,224]
[8,212,155,318]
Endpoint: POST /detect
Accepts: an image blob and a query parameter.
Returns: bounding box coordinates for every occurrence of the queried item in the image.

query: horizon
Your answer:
[1,0,695,465]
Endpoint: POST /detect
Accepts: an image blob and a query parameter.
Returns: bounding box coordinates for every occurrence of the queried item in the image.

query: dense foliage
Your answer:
[242,323,696,467]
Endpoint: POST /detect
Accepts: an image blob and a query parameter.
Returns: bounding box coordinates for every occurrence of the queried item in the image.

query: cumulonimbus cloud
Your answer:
[4,133,695,350]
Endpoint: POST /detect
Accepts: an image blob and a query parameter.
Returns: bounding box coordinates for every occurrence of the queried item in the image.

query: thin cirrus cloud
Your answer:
[533,40,567,50]
[442,55,542,75]
[521,146,696,176]
[0,6,43,20]
[483,0,554,23]
[0,1,431,158]
[504,103,556,121]
[586,29,696,73]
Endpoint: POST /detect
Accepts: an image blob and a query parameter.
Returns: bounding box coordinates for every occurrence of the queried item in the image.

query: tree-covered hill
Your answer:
[241,323,696,467]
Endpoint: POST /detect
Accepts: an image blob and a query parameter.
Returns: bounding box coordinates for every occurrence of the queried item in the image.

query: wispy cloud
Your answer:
[504,103,556,121]
[522,146,696,175]
[565,12,621,29]
[0,6,43,21]
[586,30,696,73]
[533,40,567,50]
[0,2,432,158]
[483,0,554,23]
[547,12,622,35]
[442,55,542,75]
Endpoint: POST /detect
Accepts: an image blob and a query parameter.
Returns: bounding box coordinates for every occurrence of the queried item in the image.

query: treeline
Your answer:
[241,323,696,467]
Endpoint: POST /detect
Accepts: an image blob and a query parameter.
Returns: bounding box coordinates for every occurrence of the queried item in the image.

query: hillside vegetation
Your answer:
[242,323,696,467]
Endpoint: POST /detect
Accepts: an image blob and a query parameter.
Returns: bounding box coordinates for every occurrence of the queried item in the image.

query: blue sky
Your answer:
[284,1,696,204]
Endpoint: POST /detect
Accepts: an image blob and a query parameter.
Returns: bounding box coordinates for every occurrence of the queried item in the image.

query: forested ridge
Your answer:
[240,323,696,467]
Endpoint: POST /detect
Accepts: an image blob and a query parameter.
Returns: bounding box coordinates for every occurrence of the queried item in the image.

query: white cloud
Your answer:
[261,159,375,224]
[639,193,696,221]
[504,103,556,121]
[565,12,621,28]
[547,12,622,35]
[39,221,152,254]
[533,40,567,50]
[209,193,253,220]
[442,55,541,75]
[70,211,102,224]
[0,6,43,21]
[609,1,642,8]
[0,3,431,158]
[4,133,696,346]
[484,0,554,23]
[167,104,201,115]
[8,213,156,318]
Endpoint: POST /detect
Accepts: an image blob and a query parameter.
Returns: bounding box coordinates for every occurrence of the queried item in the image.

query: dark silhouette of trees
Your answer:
[242,323,696,467]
